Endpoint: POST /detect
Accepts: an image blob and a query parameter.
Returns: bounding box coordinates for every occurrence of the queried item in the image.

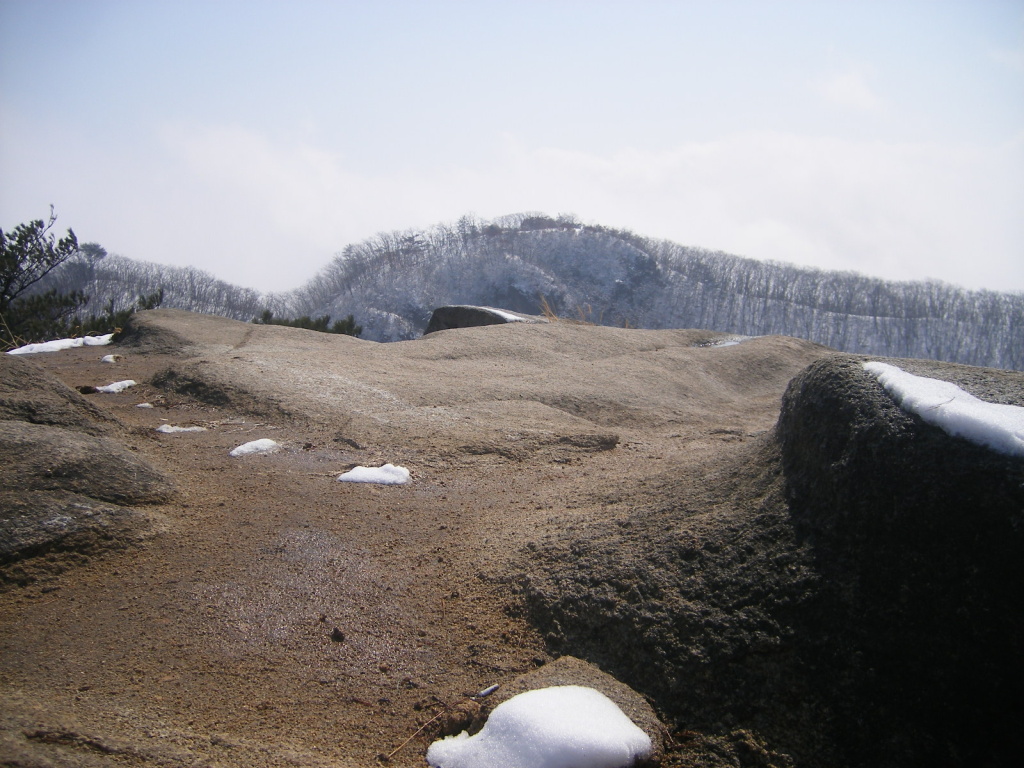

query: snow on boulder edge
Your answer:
[424,305,546,334]
[863,361,1024,457]
[775,355,1024,765]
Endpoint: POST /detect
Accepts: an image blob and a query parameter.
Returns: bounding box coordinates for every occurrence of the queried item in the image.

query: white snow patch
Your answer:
[100,354,121,363]
[863,362,1024,457]
[96,379,136,393]
[136,403,155,408]
[337,463,411,485]
[6,333,114,354]
[426,685,652,768]
[483,307,529,323]
[229,438,281,457]
[155,424,207,433]
[703,336,752,348]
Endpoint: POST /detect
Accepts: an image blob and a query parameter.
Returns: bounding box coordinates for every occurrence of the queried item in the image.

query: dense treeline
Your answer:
[253,309,362,337]
[1,211,165,347]
[289,213,1023,370]
[37,251,275,324]
[23,211,1022,370]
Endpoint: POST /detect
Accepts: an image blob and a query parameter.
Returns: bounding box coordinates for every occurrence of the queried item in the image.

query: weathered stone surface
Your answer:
[0,490,165,585]
[776,356,1024,766]
[0,354,117,435]
[115,309,191,354]
[0,420,175,506]
[514,437,826,765]
[12,308,1020,767]
[424,305,546,334]
[0,354,174,585]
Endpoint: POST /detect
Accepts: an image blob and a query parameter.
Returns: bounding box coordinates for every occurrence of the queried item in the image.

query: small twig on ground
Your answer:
[381,709,446,762]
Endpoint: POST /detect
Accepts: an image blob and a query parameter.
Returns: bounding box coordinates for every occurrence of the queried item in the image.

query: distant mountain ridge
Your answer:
[38,212,1024,370]
[290,213,1022,370]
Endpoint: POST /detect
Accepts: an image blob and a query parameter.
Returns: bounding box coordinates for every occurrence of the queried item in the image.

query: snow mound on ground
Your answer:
[426,685,652,768]
[229,438,281,457]
[155,424,207,433]
[96,379,136,393]
[337,463,410,485]
[864,362,1024,457]
[6,334,114,354]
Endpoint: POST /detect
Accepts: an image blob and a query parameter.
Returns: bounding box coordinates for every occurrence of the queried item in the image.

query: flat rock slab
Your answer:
[126,309,831,450]
[0,309,864,768]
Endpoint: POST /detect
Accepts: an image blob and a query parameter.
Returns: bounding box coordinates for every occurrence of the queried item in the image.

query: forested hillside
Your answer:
[33,213,1023,370]
[290,213,1023,370]
[37,252,273,324]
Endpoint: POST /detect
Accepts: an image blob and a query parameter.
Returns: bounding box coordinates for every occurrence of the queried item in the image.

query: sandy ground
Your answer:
[0,310,832,767]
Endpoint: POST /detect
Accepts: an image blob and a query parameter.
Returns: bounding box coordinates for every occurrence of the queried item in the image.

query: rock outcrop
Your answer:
[777,356,1024,766]
[0,420,175,506]
[0,356,174,587]
[0,354,118,435]
[514,355,1024,766]
[8,311,1019,767]
[424,305,546,334]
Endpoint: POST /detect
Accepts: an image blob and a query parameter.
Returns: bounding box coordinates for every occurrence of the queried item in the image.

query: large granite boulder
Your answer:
[776,356,1024,766]
[424,305,546,334]
[513,355,1024,766]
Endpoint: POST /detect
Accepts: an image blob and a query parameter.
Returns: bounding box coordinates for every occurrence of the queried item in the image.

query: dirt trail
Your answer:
[0,310,831,767]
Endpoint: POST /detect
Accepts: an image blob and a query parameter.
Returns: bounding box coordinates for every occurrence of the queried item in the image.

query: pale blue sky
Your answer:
[2,0,1022,292]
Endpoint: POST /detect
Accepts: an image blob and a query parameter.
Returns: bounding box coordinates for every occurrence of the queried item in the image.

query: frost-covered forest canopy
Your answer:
[31,212,1024,370]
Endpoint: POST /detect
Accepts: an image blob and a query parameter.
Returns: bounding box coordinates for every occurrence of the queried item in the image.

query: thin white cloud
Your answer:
[6,115,1021,294]
[152,124,1024,293]
[990,47,1024,72]
[482,131,1023,291]
[818,69,883,111]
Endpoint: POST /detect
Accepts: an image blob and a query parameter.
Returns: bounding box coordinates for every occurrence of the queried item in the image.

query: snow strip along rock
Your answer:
[6,333,114,355]
[424,305,546,334]
[863,361,1024,456]
[777,356,1024,765]
[95,379,136,394]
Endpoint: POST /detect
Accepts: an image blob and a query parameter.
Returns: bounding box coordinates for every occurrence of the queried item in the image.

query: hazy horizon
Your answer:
[2,0,1022,293]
